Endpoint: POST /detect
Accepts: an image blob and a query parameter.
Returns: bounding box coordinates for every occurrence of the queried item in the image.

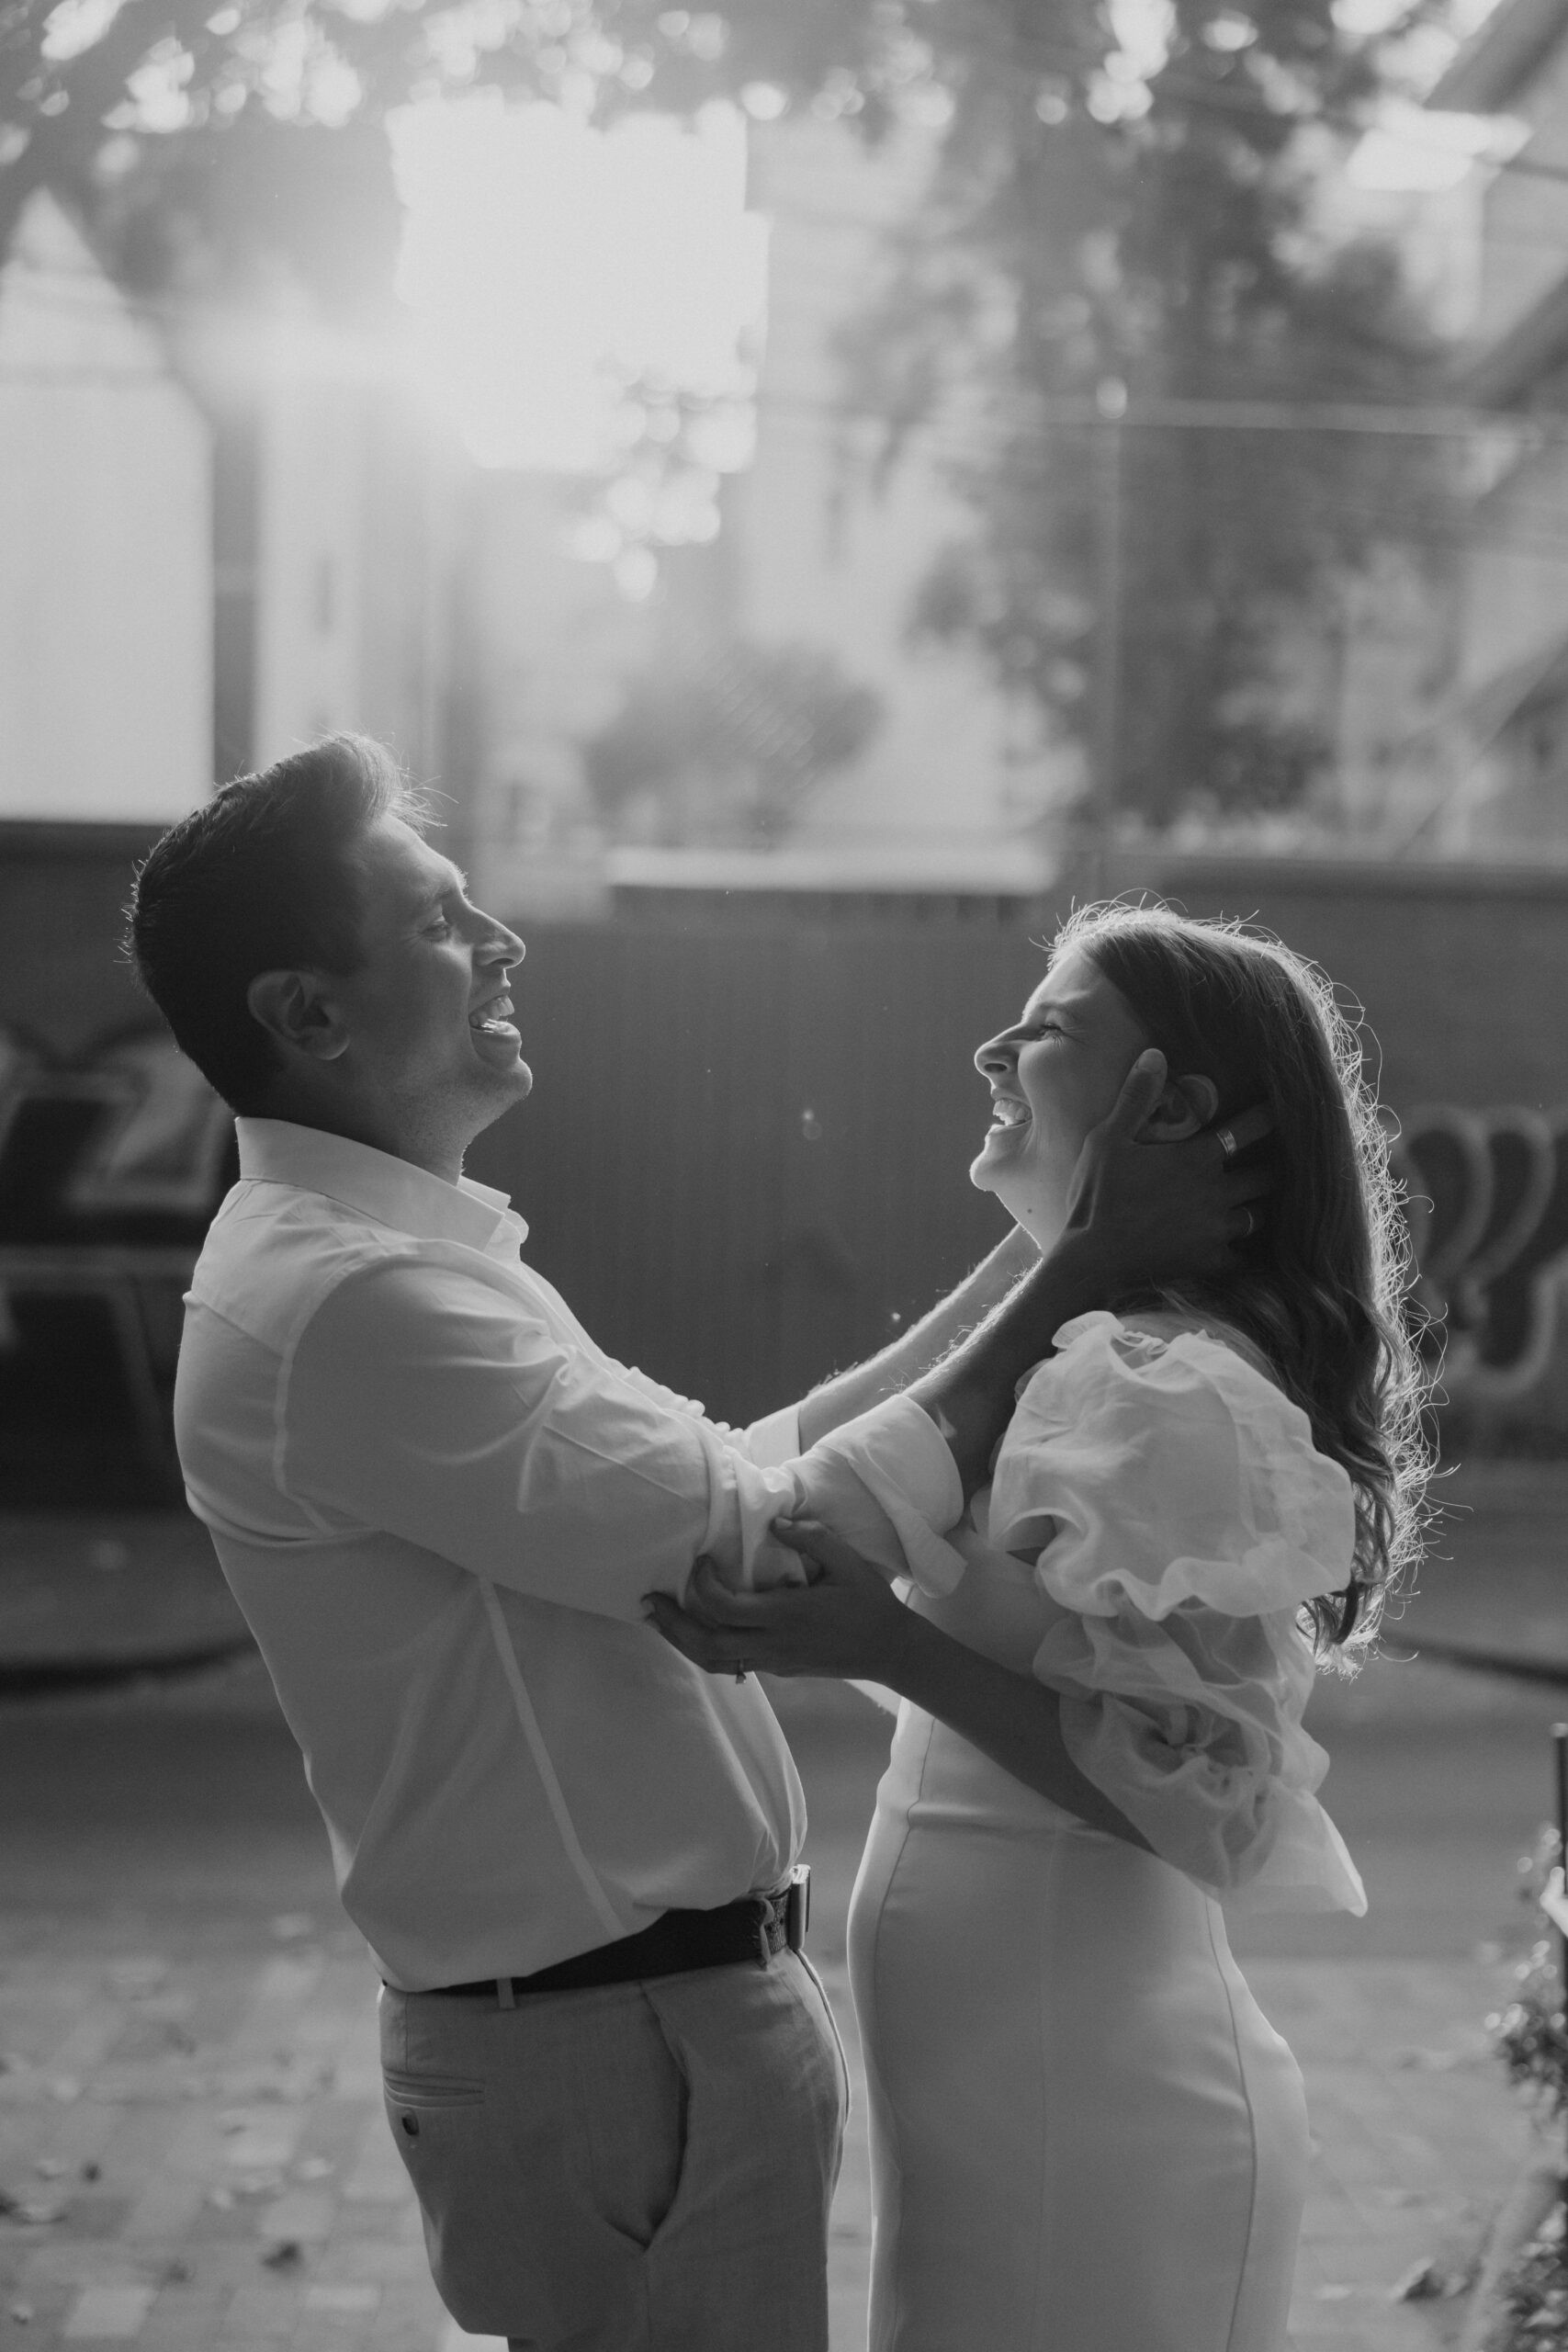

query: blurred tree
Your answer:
[0,0,902,269]
[582,639,883,844]
[852,41,1454,830]
[1,0,1451,825]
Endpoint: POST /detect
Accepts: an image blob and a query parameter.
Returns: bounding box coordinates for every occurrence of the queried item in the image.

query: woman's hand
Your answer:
[645,1519,912,1684]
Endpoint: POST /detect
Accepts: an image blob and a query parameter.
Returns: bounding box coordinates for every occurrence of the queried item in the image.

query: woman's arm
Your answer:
[645,1521,1150,1851]
[796,1225,1039,1448]
[886,1609,1150,1849]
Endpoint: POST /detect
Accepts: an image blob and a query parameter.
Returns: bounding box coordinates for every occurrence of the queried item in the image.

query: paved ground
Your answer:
[0,1462,1563,2349]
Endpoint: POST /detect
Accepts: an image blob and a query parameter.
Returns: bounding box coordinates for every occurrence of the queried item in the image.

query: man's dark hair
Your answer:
[126,734,425,1114]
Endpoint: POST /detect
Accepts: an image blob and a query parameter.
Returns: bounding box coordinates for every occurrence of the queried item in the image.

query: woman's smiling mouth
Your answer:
[987,1094,1031,1132]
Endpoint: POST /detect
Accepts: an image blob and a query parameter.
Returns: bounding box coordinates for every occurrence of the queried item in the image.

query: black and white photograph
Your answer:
[2,0,1568,2344]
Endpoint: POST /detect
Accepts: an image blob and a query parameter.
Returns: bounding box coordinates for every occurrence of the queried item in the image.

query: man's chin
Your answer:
[468,1057,533,1127]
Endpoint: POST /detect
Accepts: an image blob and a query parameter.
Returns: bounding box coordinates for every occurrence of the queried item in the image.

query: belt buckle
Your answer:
[783,1864,809,1953]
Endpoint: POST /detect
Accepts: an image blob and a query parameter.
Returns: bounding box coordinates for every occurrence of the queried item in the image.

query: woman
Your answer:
[649,903,1428,2352]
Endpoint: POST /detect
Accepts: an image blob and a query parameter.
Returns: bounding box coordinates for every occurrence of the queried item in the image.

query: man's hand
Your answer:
[907,1052,1273,1497]
[645,1522,911,1685]
[1063,1050,1272,1291]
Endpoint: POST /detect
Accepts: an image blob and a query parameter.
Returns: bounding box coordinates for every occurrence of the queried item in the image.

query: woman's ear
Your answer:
[246,970,350,1064]
[1139,1072,1219,1141]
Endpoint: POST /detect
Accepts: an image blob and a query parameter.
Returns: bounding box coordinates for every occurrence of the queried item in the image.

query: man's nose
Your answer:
[479,918,525,968]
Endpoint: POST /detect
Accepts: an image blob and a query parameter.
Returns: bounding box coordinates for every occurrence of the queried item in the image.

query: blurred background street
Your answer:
[0,1475,1562,2352]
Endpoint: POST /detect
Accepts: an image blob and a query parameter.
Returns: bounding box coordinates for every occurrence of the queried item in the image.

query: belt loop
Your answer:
[496,1975,516,2010]
[753,1897,773,1971]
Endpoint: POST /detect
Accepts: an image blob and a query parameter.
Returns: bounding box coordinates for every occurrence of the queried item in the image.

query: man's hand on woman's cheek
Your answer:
[1064,1053,1275,1284]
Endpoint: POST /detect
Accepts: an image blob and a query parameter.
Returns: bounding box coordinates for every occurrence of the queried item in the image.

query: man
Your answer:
[128,734,1264,2352]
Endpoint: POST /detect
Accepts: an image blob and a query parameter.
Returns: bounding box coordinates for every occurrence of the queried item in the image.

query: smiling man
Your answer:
[127,734,1266,2352]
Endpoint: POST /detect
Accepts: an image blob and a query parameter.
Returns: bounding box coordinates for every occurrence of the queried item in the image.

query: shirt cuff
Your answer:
[794,1394,968,1598]
[741,1402,803,1468]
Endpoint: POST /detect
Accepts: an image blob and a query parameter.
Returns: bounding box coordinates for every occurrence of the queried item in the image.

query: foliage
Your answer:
[1495,1941,1568,2122]
[1493,1829,1568,2121]
[0,0,1457,826]
[835,9,1454,827]
[582,637,883,844]
[1497,2217,1568,2352]
[0,0,907,268]
[1479,1829,1568,2352]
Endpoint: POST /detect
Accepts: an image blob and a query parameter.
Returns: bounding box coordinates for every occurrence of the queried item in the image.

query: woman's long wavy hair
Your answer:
[1055,901,1431,1666]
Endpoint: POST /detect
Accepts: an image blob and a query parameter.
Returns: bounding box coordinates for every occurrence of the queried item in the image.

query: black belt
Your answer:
[419,1867,810,2006]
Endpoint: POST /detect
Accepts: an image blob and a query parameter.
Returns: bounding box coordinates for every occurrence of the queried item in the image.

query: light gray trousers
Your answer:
[380,1950,849,2352]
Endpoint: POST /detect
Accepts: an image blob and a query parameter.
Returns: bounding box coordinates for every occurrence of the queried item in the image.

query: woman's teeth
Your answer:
[990,1098,1029,1128]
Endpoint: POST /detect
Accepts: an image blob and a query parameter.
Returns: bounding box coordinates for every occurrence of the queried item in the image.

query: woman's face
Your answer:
[969,945,1152,1242]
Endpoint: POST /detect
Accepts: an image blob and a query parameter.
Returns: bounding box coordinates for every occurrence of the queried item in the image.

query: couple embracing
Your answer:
[130,734,1426,2352]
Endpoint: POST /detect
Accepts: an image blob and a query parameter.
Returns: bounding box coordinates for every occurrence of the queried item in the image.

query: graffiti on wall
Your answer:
[1393,1108,1568,1403]
[0,1023,234,1480]
[4,1012,1568,1487]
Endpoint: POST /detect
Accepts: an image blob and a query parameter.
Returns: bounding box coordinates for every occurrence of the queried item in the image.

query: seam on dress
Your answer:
[879,1706,935,2352]
[1206,1895,1263,2352]
[479,1579,624,1941]
[1028,1822,1066,2351]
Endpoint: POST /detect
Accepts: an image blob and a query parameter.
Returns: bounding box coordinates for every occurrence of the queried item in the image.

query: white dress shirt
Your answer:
[175,1119,961,1990]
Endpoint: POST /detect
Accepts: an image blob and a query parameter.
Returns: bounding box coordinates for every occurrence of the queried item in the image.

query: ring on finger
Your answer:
[1216,1125,1238,1161]
[1238,1205,1256,1238]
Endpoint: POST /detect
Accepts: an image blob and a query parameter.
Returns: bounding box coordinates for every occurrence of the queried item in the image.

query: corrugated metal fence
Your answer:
[463,918,1049,1423]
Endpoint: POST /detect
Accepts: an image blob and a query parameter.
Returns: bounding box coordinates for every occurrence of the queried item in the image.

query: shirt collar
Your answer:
[235,1118,528,1253]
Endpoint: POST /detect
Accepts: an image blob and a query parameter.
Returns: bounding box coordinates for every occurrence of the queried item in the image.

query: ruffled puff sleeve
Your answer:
[987,1312,1367,1917]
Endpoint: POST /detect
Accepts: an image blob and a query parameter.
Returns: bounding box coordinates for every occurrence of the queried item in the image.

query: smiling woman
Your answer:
[967,944,1211,1246]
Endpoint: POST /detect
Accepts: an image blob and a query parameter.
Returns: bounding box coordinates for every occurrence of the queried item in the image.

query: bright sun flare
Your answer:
[389,96,766,476]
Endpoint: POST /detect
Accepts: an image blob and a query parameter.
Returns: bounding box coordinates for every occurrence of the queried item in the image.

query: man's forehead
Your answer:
[359,815,462,910]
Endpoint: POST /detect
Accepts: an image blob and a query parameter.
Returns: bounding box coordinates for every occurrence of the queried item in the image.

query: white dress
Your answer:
[847,1312,1367,2352]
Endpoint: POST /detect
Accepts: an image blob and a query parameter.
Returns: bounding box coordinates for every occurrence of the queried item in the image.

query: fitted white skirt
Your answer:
[847,1712,1309,2352]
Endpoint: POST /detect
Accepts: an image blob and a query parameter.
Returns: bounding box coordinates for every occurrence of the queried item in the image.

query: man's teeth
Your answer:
[470,997,513,1032]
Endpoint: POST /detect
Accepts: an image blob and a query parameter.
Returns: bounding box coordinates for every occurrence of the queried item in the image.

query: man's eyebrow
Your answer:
[416,866,468,911]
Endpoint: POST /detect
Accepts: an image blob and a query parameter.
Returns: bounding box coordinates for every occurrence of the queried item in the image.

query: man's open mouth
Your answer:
[469,994,515,1035]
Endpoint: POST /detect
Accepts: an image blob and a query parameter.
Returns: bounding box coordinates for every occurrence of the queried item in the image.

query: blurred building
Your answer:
[1416,0,1568,850]
[174,294,467,794]
[458,472,636,922]
[0,180,470,828]
[0,190,210,822]
[723,116,1062,888]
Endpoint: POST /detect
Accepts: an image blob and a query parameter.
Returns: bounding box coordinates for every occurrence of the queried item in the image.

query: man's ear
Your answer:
[1139,1072,1219,1141]
[245,970,350,1064]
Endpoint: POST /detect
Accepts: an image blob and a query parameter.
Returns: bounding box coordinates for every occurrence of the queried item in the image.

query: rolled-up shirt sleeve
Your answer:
[281,1256,805,1621]
[790,1397,968,1594]
[278,1257,964,1623]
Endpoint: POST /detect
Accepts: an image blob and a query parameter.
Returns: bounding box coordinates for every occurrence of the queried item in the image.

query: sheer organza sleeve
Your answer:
[987,1312,1366,1915]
